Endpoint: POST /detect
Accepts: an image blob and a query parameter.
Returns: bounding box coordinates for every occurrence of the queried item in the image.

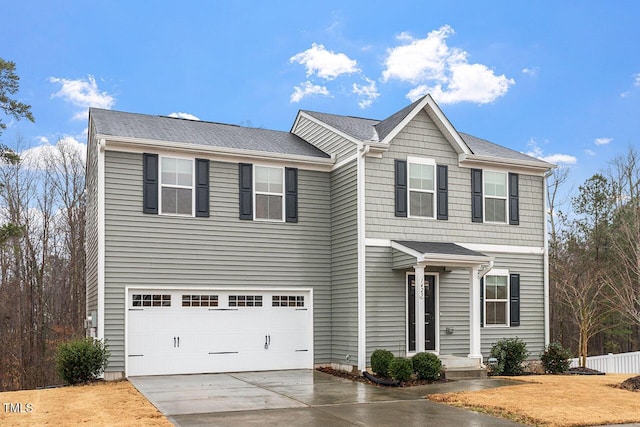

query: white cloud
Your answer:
[594,137,612,146]
[290,81,330,103]
[634,73,640,87]
[168,112,200,121]
[290,43,359,80]
[21,136,86,170]
[382,26,514,104]
[526,138,576,165]
[522,67,540,76]
[584,149,596,156]
[49,75,115,120]
[37,136,49,144]
[352,78,380,109]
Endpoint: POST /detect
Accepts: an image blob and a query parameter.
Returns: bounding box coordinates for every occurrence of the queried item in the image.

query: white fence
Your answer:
[569,351,640,374]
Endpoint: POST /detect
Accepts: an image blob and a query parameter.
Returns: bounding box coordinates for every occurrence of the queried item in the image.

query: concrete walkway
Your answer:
[130,369,527,426]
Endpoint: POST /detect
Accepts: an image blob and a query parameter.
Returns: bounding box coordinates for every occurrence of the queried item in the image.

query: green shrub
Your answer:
[540,342,571,374]
[489,337,529,376]
[389,357,413,382]
[56,338,110,385]
[411,352,442,381]
[370,349,395,377]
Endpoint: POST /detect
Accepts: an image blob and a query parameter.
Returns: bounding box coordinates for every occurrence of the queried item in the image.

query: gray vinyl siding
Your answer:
[330,160,358,365]
[85,121,99,318]
[365,109,545,247]
[438,268,472,356]
[480,253,545,358]
[103,151,332,373]
[365,247,545,360]
[293,115,357,163]
[366,246,406,363]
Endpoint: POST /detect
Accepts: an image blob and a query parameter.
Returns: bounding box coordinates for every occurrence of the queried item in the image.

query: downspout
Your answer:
[543,170,552,346]
[357,144,370,371]
[478,260,494,280]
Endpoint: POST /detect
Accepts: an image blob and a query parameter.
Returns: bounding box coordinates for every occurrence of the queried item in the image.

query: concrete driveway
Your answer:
[129,370,526,426]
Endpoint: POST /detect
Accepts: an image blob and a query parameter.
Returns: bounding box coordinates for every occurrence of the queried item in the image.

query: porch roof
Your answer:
[391,240,493,269]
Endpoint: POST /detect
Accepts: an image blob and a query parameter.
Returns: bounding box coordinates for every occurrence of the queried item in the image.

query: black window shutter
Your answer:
[480,277,485,327]
[285,167,298,223]
[239,163,253,220]
[436,165,448,220]
[509,173,519,225]
[471,168,483,223]
[510,273,521,327]
[395,160,407,217]
[195,159,210,218]
[143,153,158,214]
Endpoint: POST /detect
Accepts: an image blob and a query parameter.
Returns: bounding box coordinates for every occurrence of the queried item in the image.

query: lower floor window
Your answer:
[182,295,218,307]
[485,274,508,326]
[272,295,304,307]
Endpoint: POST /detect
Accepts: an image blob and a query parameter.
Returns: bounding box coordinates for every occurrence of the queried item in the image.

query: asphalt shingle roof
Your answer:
[393,241,489,258]
[91,108,331,159]
[302,110,379,141]
[458,132,543,164]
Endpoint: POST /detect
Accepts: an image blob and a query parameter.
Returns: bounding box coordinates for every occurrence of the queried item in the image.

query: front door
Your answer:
[407,274,436,352]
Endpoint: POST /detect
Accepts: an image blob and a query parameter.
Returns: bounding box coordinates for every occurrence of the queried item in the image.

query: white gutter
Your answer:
[357,144,370,371]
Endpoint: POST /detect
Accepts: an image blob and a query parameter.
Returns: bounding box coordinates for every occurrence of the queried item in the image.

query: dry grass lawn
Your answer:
[429,374,640,427]
[0,380,171,426]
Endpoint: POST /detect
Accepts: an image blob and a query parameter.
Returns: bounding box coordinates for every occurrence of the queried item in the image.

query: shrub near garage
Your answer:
[370,349,395,377]
[389,357,413,382]
[489,337,529,376]
[56,338,110,385]
[412,352,442,380]
[540,342,571,374]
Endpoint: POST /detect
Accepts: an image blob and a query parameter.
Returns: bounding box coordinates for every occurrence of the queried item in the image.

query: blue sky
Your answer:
[2,1,639,206]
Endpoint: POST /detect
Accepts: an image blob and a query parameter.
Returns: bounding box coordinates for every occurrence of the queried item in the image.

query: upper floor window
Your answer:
[254,166,284,221]
[408,157,435,218]
[484,171,507,223]
[160,157,194,216]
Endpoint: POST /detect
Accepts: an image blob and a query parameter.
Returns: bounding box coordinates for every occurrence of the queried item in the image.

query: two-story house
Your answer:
[85,94,553,380]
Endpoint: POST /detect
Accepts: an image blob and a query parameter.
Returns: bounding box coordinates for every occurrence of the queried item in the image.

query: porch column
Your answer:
[414,264,425,353]
[468,266,483,362]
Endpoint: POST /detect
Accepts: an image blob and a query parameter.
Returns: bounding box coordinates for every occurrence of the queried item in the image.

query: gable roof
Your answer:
[90,108,330,159]
[299,95,553,170]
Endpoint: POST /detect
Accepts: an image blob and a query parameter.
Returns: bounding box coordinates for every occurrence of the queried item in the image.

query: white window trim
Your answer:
[159,156,195,217]
[484,268,510,328]
[483,170,508,224]
[253,165,285,222]
[407,156,436,219]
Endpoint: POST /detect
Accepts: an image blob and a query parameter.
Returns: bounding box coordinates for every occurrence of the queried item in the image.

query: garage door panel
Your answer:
[127,289,313,376]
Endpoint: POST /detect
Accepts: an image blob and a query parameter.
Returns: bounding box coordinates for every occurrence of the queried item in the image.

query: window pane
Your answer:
[176,188,192,215]
[176,159,193,186]
[269,168,283,193]
[162,187,192,215]
[162,187,177,213]
[410,191,433,217]
[255,167,269,192]
[486,301,507,325]
[409,164,434,191]
[162,158,177,185]
[485,171,507,197]
[256,194,283,220]
[485,198,506,222]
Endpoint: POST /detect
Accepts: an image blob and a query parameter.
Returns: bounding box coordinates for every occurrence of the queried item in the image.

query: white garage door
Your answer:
[126,289,313,376]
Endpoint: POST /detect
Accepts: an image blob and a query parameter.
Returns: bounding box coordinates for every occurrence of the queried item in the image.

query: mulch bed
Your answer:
[566,367,605,375]
[316,367,449,387]
[618,375,640,391]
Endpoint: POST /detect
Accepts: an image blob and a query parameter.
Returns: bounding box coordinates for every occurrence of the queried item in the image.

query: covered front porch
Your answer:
[390,241,494,366]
